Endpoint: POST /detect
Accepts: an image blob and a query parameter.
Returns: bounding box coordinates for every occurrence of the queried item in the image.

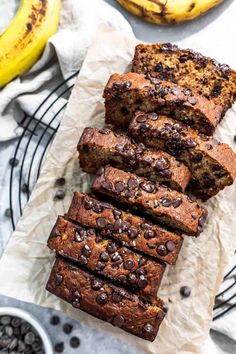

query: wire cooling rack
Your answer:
[7,73,235,321]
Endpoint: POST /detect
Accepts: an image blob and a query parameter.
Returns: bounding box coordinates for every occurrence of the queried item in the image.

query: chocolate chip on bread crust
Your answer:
[91,166,207,236]
[128,112,236,200]
[132,43,236,115]
[103,72,222,135]
[46,257,165,341]
[78,127,190,192]
[67,192,183,264]
[48,216,166,297]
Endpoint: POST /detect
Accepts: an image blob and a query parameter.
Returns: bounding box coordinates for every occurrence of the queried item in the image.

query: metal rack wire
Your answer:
[7,73,235,321]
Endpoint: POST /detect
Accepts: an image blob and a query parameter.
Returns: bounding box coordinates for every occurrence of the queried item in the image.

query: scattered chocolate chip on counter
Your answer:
[63,323,73,335]
[180,286,191,298]
[4,208,13,218]
[50,315,60,326]
[55,341,64,353]
[70,336,80,348]
[55,177,66,186]
[9,157,19,167]
[54,189,66,200]
[21,183,29,194]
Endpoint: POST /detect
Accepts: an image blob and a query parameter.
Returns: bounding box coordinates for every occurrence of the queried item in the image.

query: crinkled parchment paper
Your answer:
[0,26,236,354]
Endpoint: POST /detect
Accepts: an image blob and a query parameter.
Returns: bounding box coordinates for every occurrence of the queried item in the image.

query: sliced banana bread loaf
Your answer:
[46,257,165,341]
[103,72,222,135]
[132,43,236,114]
[128,111,236,200]
[91,166,207,236]
[48,216,166,297]
[78,127,190,192]
[67,192,183,265]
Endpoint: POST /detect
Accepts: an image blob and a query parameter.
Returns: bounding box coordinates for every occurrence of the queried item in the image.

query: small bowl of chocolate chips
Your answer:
[0,307,53,354]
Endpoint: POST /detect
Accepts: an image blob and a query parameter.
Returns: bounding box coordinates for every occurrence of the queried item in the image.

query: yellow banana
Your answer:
[117,0,224,25]
[0,0,61,88]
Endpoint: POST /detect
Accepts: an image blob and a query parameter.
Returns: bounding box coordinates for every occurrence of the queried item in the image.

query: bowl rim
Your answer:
[0,306,53,354]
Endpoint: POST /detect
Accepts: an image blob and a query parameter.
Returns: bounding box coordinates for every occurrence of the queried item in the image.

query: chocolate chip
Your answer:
[160,198,172,207]
[128,227,138,239]
[50,315,60,326]
[155,62,163,72]
[55,342,64,353]
[55,274,63,285]
[96,292,108,305]
[153,200,159,208]
[99,128,110,134]
[63,323,73,334]
[143,323,154,333]
[124,259,134,270]
[172,198,182,208]
[96,217,107,228]
[55,177,66,186]
[82,245,91,257]
[9,157,19,167]
[112,292,122,303]
[184,88,192,96]
[75,229,86,242]
[139,257,147,266]
[144,229,155,239]
[91,279,103,290]
[166,240,175,252]
[11,317,21,328]
[127,178,139,189]
[78,255,88,265]
[21,183,29,194]
[113,218,124,233]
[188,96,197,105]
[97,166,104,176]
[205,143,213,150]
[113,209,122,220]
[136,115,147,123]
[155,156,170,171]
[106,242,117,254]
[54,189,66,200]
[100,251,109,262]
[163,302,169,313]
[138,275,148,289]
[111,252,122,263]
[198,214,206,228]
[140,181,155,193]
[140,123,150,133]
[117,274,127,283]
[96,261,106,271]
[179,54,188,63]
[70,336,80,348]
[180,286,191,298]
[121,107,129,115]
[128,273,137,284]
[113,315,124,328]
[84,199,93,210]
[171,87,180,96]
[101,180,113,191]
[4,208,13,218]
[125,189,135,198]
[149,113,158,121]
[93,204,103,213]
[115,181,125,192]
[25,331,35,345]
[157,244,168,256]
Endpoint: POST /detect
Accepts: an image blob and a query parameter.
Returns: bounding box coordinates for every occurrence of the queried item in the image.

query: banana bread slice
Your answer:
[67,192,183,265]
[48,216,166,297]
[128,112,236,200]
[91,166,207,236]
[78,127,190,192]
[46,257,165,341]
[132,43,236,114]
[103,72,222,135]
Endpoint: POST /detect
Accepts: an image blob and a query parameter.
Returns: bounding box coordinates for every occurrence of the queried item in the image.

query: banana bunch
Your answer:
[117,0,224,25]
[0,0,61,89]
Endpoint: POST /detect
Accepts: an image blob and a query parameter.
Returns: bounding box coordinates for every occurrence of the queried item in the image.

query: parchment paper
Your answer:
[0,26,236,354]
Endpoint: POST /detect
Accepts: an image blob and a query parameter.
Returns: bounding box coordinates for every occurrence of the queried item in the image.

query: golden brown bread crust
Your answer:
[103,72,223,135]
[78,127,190,192]
[128,112,236,200]
[132,43,236,114]
[48,216,166,297]
[46,257,165,341]
[67,192,183,265]
[91,166,207,236]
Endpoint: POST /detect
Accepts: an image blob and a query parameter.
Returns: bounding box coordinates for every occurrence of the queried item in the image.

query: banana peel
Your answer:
[117,0,224,25]
[0,0,61,88]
